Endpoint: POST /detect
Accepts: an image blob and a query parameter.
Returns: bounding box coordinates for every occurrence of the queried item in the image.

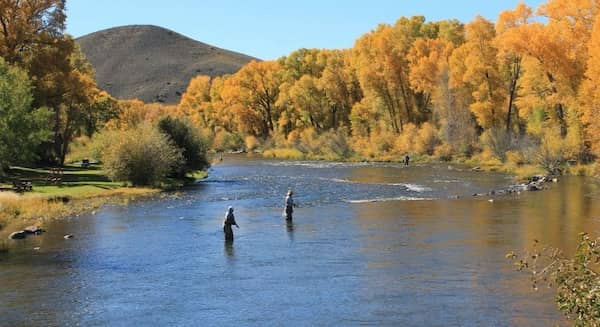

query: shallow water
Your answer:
[2,155,600,326]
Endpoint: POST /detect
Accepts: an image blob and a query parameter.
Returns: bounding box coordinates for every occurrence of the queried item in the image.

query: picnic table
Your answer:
[12,180,32,192]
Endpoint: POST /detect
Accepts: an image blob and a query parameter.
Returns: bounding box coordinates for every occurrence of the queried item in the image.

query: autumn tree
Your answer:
[499,0,596,138]
[495,3,534,134]
[352,24,409,133]
[450,16,506,131]
[0,0,111,165]
[319,49,362,130]
[47,44,113,164]
[0,0,66,65]
[221,60,283,137]
[178,75,215,129]
[408,37,475,152]
[580,10,600,158]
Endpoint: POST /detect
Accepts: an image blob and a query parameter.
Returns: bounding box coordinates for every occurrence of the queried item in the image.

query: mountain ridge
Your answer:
[76,25,256,104]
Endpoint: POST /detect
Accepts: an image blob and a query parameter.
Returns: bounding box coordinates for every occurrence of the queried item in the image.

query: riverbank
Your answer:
[259,148,598,181]
[0,164,207,240]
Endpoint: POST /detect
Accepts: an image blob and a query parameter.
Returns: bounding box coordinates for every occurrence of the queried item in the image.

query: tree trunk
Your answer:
[506,58,521,134]
[546,72,567,138]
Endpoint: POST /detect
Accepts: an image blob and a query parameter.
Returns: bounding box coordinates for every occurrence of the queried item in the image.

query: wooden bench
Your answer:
[12,180,32,192]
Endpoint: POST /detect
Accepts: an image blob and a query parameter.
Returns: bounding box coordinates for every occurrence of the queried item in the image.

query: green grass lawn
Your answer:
[2,164,208,198]
[2,164,124,198]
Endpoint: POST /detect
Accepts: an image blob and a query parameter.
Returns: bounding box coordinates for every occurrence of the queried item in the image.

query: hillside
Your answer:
[76,25,256,104]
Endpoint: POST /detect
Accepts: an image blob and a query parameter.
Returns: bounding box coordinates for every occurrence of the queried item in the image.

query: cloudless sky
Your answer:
[66,0,546,60]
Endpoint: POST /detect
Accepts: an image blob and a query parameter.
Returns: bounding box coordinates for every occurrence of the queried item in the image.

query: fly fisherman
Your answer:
[284,190,295,221]
[223,206,239,241]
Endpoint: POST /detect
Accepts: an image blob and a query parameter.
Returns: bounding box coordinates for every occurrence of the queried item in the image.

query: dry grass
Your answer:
[263,148,305,160]
[0,187,158,239]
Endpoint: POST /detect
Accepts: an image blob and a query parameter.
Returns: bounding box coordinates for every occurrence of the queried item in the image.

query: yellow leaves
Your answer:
[496,3,533,33]
[408,38,453,95]
[450,16,506,130]
[221,60,283,136]
[177,75,213,128]
[579,11,600,157]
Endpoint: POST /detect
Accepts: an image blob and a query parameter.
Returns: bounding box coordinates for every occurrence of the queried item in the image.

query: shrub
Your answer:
[158,116,209,177]
[481,128,511,162]
[244,135,261,151]
[394,124,418,154]
[507,234,600,326]
[262,148,304,160]
[415,122,440,155]
[505,151,524,166]
[434,144,453,161]
[530,128,566,174]
[97,124,183,186]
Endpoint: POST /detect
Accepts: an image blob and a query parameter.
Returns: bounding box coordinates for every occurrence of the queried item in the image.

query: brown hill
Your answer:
[76,25,256,104]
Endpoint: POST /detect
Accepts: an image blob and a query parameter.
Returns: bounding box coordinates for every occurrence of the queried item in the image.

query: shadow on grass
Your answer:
[6,166,116,188]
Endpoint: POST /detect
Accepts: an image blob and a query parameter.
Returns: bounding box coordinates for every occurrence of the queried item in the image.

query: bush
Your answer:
[505,150,524,166]
[244,135,261,151]
[394,124,418,154]
[262,148,305,160]
[507,233,600,326]
[415,123,440,155]
[97,124,183,186]
[481,128,511,162]
[434,144,453,161]
[158,116,209,177]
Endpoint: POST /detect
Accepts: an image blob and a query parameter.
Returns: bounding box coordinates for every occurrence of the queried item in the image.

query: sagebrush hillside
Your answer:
[76,25,256,104]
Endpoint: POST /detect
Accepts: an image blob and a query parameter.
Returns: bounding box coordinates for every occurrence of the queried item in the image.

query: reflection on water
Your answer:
[2,155,600,326]
[224,240,234,258]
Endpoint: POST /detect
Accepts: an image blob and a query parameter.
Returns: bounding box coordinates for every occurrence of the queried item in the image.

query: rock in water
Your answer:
[9,231,27,240]
[23,226,44,235]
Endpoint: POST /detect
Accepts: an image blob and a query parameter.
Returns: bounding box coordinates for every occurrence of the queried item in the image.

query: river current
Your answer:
[2,155,600,326]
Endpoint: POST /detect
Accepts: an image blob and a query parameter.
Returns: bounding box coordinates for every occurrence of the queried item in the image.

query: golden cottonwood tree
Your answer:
[179,75,213,128]
[408,38,454,114]
[319,50,362,130]
[499,0,597,137]
[450,16,505,130]
[220,61,283,137]
[580,11,600,157]
[352,24,409,133]
[495,3,532,133]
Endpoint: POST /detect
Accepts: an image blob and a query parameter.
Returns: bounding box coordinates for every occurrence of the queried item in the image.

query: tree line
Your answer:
[171,0,600,171]
[2,0,600,183]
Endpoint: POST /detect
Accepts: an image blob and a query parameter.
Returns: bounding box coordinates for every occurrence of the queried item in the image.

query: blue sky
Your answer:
[66,0,546,60]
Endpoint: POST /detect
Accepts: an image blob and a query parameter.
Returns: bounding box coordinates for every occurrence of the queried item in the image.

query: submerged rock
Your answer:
[9,231,27,240]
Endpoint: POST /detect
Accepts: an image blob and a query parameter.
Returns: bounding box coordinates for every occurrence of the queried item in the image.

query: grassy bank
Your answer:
[0,164,206,238]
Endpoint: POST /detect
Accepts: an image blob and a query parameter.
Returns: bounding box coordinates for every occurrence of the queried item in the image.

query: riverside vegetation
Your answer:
[1,0,600,322]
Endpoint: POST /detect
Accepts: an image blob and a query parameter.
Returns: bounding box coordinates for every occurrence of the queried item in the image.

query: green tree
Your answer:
[158,116,209,178]
[0,58,51,172]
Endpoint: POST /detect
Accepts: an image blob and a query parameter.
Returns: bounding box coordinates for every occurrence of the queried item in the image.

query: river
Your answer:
[2,155,600,326]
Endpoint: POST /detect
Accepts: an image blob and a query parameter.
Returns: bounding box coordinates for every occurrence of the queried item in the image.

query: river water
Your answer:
[2,155,600,326]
